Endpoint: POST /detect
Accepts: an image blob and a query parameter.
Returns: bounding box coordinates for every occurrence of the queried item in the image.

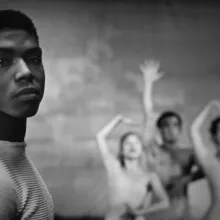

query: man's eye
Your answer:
[27,56,42,65]
[0,58,13,67]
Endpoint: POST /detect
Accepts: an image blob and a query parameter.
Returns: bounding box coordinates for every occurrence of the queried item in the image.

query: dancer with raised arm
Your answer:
[140,60,204,219]
[96,115,169,220]
[191,100,220,220]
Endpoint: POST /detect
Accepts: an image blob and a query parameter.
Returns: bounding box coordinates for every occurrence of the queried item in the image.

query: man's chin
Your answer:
[25,109,39,118]
[12,105,40,118]
[125,154,140,160]
[166,140,178,145]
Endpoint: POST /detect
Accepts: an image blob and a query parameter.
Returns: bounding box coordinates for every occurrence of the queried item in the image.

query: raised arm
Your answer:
[191,101,219,162]
[96,115,134,172]
[140,60,164,143]
[191,100,220,220]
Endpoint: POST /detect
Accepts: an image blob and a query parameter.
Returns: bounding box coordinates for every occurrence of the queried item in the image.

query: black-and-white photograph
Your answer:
[0,0,220,220]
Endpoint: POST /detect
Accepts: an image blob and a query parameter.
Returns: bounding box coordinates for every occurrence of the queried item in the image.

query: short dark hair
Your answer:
[0,10,39,44]
[210,116,220,137]
[156,111,182,129]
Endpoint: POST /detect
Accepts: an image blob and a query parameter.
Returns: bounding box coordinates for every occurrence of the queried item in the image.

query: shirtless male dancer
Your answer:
[140,60,204,219]
[0,10,54,219]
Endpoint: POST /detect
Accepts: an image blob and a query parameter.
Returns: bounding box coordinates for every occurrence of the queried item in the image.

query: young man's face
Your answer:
[159,116,182,145]
[0,29,45,118]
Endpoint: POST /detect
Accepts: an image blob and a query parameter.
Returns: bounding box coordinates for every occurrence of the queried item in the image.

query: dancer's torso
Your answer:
[147,144,193,197]
[107,156,152,210]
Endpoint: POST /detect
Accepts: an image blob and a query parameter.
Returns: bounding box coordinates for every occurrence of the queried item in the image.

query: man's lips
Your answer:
[16,87,40,100]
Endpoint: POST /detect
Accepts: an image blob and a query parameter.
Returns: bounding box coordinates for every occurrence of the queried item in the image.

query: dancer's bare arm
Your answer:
[129,173,169,216]
[145,173,169,214]
[191,101,220,166]
[140,60,164,143]
[96,115,134,172]
[191,100,220,220]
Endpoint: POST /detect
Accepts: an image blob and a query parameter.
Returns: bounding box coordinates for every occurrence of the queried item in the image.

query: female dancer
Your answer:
[96,114,169,220]
[191,100,220,220]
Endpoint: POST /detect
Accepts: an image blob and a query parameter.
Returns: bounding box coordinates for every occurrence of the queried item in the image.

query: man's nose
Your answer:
[14,58,32,81]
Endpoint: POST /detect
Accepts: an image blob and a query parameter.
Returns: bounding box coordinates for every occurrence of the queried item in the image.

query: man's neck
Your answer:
[0,111,26,142]
[162,141,178,152]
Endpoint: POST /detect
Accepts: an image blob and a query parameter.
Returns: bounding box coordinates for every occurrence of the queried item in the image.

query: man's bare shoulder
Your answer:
[174,147,194,156]
[143,140,162,157]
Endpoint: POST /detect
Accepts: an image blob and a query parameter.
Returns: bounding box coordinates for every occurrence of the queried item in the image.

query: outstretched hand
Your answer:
[140,60,164,83]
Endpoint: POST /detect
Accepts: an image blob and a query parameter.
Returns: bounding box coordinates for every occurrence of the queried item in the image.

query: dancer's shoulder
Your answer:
[175,147,194,155]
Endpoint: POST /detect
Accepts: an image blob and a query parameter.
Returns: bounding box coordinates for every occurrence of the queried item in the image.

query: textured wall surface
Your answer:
[2,0,220,218]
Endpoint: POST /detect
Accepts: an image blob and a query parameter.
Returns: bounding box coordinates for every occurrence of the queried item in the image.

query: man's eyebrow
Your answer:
[23,47,42,56]
[0,48,15,54]
[0,46,42,56]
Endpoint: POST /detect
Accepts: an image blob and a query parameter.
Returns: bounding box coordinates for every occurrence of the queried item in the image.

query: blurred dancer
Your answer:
[141,60,204,219]
[96,115,169,220]
[191,100,220,220]
[0,10,54,219]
